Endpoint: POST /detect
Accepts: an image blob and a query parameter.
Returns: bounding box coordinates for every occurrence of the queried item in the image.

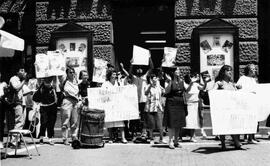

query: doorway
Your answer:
[112,1,175,68]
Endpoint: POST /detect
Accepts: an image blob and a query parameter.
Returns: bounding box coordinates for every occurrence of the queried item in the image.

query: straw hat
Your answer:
[28,109,39,126]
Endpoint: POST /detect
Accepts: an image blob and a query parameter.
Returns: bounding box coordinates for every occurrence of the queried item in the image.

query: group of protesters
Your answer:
[0,58,267,151]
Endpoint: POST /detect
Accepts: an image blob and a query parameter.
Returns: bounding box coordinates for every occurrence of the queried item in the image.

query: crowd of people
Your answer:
[0,60,268,151]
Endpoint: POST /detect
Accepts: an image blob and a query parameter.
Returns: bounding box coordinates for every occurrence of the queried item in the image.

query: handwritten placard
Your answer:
[87,85,139,122]
[209,90,258,135]
[132,45,150,65]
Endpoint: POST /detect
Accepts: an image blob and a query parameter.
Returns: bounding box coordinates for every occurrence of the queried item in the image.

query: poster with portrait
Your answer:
[162,47,177,67]
[200,34,234,80]
[56,38,88,79]
[92,58,108,83]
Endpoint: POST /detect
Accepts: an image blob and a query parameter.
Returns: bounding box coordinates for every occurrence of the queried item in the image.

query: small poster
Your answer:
[162,47,177,67]
[35,53,50,78]
[92,58,108,83]
[200,34,234,80]
[35,51,66,78]
[132,45,150,65]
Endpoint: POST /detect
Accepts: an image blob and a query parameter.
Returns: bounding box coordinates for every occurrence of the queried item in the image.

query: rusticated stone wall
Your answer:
[174,0,258,75]
[36,0,258,76]
[35,0,114,64]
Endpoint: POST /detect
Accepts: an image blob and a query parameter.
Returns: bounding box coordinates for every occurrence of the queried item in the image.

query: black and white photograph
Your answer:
[1,1,270,166]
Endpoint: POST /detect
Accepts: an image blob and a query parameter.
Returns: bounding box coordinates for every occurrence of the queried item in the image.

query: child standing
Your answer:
[144,73,165,144]
[184,72,207,142]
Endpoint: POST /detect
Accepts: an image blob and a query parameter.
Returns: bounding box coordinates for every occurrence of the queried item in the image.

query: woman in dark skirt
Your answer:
[163,67,186,149]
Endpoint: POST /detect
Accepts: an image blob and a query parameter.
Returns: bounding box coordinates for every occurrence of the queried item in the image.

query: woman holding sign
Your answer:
[237,63,259,144]
[163,67,187,149]
[102,70,128,144]
[213,65,242,150]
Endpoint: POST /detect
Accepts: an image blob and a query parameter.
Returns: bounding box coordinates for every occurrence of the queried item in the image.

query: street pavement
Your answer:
[1,135,270,166]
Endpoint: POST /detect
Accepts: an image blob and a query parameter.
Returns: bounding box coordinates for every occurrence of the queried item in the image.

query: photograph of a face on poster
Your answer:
[200,40,212,54]
[207,54,225,66]
[70,43,76,51]
[66,57,80,68]
[200,34,234,80]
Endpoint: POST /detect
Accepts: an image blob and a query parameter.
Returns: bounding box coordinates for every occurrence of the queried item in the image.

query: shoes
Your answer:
[169,142,175,149]
[40,139,44,145]
[48,139,54,145]
[174,142,182,148]
[108,140,113,144]
[247,140,256,144]
[63,139,69,145]
[0,142,3,149]
[190,138,197,143]
[253,139,260,142]
[121,139,128,144]
[221,142,226,151]
[154,140,167,144]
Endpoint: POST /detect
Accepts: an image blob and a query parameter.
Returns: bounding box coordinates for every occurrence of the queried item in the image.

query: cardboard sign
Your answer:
[87,85,140,122]
[209,90,258,135]
[132,45,150,65]
[0,30,24,51]
[255,84,270,121]
[35,51,66,78]
[92,58,108,83]
[162,47,177,67]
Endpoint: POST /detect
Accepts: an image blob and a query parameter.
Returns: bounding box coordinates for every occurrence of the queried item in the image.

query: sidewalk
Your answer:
[2,135,270,166]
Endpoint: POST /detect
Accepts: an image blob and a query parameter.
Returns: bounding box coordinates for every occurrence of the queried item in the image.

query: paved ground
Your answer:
[1,135,270,166]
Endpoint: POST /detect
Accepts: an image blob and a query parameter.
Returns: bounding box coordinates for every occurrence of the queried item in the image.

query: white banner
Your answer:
[92,58,107,83]
[132,45,150,65]
[162,47,177,67]
[209,90,258,135]
[87,85,140,122]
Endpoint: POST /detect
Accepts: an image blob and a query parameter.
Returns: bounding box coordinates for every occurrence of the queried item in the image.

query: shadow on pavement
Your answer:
[191,146,248,154]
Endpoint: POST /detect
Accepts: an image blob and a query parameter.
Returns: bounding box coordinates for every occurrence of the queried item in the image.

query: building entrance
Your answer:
[112,1,175,68]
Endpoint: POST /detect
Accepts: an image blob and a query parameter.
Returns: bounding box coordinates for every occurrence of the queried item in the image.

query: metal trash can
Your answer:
[77,107,105,148]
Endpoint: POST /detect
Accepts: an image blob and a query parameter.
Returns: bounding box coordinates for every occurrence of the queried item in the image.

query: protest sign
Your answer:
[87,85,140,122]
[132,45,150,65]
[255,83,270,121]
[162,47,177,67]
[35,51,66,78]
[35,53,50,78]
[62,51,87,80]
[47,51,66,76]
[209,90,258,135]
[92,58,107,83]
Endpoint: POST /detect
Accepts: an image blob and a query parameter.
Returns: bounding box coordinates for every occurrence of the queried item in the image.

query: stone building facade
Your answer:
[35,0,260,79]
[1,0,268,82]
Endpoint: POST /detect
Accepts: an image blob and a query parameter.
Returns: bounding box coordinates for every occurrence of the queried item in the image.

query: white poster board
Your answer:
[35,51,66,78]
[132,45,150,65]
[209,90,258,135]
[92,58,108,83]
[255,84,270,121]
[87,85,140,122]
[162,47,177,67]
